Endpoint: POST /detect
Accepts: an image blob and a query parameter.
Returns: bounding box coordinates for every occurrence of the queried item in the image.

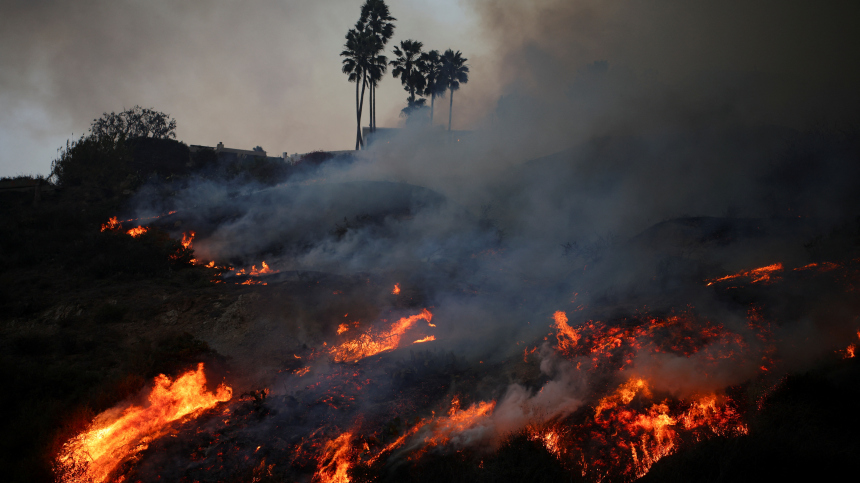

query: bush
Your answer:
[50,107,187,198]
[50,136,135,196]
[127,137,192,179]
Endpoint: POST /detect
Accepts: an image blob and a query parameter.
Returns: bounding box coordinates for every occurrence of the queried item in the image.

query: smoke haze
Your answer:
[14,0,860,470]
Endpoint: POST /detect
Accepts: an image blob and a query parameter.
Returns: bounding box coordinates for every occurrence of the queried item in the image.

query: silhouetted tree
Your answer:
[341,24,377,150]
[391,40,426,111]
[441,49,469,132]
[89,106,177,146]
[366,52,388,134]
[359,0,396,133]
[419,50,445,125]
[50,107,190,194]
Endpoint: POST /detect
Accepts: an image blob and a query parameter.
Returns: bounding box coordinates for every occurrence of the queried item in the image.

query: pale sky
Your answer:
[2,0,859,178]
[0,0,493,177]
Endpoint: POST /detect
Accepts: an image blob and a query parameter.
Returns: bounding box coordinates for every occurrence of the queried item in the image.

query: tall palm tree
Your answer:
[341,25,376,149]
[367,53,388,133]
[441,49,469,132]
[359,0,395,133]
[391,40,426,109]
[419,50,445,125]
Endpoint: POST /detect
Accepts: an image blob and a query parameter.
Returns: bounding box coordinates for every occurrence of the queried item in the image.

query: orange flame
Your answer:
[125,226,148,237]
[180,231,195,250]
[329,309,433,362]
[101,211,179,233]
[584,377,748,479]
[315,432,354,483]
[100,217,120,232]
[249,261,277,276]
[423,399,496,447]
[337,323,349,335]
[413,335,436,344]
[55,363,232,483]
[553,311,580,352]
[392,283,401,295]
[706,262,783,286]
[529,430,561,457]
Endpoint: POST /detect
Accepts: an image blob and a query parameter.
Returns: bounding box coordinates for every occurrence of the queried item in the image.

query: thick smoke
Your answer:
[122,0,860,455]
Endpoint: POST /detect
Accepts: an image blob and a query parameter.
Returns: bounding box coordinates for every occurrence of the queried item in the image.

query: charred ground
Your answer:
[3,126,860,482]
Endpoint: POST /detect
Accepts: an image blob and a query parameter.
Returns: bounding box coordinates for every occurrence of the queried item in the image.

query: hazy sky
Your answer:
[2,0,859,178]
[0,0,492,177]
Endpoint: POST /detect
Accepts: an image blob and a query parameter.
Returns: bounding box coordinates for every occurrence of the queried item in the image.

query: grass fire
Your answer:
[3,1,860,482]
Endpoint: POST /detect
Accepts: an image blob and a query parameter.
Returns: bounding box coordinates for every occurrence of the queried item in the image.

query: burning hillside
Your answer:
[47,240,860,482]
[14,113,849,482]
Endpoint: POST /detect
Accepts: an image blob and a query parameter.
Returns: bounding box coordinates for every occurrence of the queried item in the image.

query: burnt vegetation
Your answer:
[3,104,860,483]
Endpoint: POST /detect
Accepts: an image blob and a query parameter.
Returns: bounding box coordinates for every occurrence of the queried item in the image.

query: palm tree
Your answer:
[391,40,426,109]
[367,53,388,134]
[419,50,445,125]
[359,0,395,133]
[441,49,469,132]
[341,25,376,149]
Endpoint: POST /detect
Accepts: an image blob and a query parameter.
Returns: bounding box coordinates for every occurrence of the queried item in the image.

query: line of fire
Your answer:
[9,168,860,483]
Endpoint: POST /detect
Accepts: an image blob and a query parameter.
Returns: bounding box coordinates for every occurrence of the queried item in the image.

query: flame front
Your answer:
[706,262,783,286]
[55,363,232,483]
[180,231,195,250]
[423,399,496,447]
[315,432,354,483]
[329,309,433,362]
[100,217,120,232]
[125,226,148,237]
[553,310,580,352]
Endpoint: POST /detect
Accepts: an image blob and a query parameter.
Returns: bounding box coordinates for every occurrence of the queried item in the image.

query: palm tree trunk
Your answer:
[358,72,367,149]
[355,79,361,150]
[372,84,376,132]
[430,93,435,124]
[448,88,454,132]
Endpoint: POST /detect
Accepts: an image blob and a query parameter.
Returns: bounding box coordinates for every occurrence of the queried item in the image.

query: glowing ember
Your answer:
[337,323,350,335]
[241,279,266,285]
[55,363,232,483]
[329,309,433,362]
[100,211,179,233]
[528,429,561,457]
[706,262,783,286]
[392,283,401,295]
[413,335,436,344]
[125,226,148,237]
